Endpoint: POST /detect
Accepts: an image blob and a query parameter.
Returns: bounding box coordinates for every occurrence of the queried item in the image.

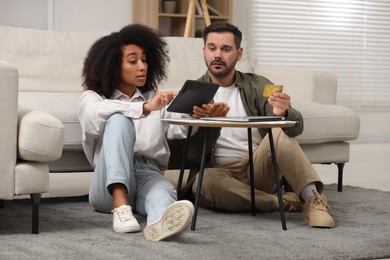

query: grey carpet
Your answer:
[0,184,389,260]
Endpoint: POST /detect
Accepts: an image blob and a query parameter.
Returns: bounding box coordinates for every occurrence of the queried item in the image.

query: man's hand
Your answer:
[268,92,291,116]
[192,102,230,118]
[143,91,177,112]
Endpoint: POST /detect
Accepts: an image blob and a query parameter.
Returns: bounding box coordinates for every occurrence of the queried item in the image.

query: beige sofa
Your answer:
[0,25,360,200]
[0,60,64,233]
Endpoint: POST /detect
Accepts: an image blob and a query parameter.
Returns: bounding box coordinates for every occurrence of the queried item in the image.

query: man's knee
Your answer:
[273,128,300,151]
[195,169,230,192]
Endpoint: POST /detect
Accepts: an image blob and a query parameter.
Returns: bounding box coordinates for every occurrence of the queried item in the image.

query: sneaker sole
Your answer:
[302,215,335,228]
[144,201,194,241]
[114,224,141,233]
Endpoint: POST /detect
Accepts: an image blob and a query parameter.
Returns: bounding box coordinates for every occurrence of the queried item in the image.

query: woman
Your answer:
[78,24,229,241]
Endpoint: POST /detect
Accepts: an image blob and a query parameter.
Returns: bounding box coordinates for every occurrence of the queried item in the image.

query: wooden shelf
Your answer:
[133,0,232,37]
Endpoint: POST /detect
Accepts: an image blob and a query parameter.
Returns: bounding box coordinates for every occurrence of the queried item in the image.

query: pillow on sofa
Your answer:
[18,110,65,162]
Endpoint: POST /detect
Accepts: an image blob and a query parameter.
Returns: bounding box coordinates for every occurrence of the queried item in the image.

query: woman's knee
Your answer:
[105,113,136,140]
[106,113,134,130]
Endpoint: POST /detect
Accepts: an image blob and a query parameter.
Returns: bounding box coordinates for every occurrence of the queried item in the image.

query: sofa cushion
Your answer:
[18,110,65,161]
[294,101,360,144]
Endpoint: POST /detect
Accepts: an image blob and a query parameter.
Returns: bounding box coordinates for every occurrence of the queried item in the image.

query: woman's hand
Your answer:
[143,91,177,112]
[191,102,230,119]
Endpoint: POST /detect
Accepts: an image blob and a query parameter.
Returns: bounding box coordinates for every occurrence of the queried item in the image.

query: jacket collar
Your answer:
[202,70,244,89]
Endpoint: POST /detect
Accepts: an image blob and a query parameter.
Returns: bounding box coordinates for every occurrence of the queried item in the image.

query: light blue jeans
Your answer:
[89,113,177,225]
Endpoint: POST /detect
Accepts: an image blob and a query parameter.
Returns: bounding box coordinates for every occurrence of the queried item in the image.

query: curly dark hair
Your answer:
[82,24,169,98]
[203,22,242,49]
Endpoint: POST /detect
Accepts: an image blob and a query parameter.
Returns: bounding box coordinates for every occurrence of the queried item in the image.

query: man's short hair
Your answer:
[203,22,242,49]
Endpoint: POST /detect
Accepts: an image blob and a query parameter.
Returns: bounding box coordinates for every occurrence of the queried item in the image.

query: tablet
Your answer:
[167,80,219,114]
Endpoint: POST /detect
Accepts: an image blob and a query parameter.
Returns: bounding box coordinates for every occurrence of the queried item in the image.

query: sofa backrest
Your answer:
[0,25,252,94]
[0,25,107,93]
[255,68,337,104]
[1,24,338,107]
[160,36,253,91]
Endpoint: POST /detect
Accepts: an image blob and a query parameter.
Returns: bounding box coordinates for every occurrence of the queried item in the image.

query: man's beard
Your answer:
[206,58,237,79]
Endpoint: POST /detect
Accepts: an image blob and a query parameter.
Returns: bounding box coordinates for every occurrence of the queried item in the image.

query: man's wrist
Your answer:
[283,109,288,118]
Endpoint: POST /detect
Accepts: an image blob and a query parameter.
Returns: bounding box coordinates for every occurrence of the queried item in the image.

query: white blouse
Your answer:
[78,89,187,170]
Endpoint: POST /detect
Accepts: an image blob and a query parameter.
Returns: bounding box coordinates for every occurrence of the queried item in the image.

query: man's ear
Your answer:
[237,47,243,61]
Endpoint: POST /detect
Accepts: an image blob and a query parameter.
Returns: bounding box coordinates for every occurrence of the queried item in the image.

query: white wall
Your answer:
[232,0,248,37]
[52,0,133,32]
[0,0,388,142]
[0,0,49,29]
[0,0,133,32]
[356,112,390,143]
[0,0,247,32]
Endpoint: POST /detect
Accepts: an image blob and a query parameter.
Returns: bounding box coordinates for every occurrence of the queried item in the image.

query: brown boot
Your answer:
[302,190,335,228]
[282,192,303,212]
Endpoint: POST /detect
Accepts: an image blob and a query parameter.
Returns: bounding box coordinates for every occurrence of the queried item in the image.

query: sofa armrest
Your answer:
[0,61,18,199]
[18,110,65,162]
[253,68,337,104]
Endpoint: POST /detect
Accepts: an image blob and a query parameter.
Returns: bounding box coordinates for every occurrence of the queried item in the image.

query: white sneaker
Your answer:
[112,205,141,233]
[144,200,194,241]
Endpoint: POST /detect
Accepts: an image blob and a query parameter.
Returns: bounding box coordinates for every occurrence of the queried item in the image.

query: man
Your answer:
[193,22,334,228]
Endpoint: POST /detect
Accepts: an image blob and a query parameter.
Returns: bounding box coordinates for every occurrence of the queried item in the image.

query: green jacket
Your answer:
[197,70,304,138]
[184,70,304,165]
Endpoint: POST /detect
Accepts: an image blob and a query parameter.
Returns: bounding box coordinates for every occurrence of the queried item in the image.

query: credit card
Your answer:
[263,84,283,97]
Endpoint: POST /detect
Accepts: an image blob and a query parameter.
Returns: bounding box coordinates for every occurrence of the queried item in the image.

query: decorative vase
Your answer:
[163,1,176,13]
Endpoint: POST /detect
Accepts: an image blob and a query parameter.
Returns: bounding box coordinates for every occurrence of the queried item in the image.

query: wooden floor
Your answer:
[314,142,390,192]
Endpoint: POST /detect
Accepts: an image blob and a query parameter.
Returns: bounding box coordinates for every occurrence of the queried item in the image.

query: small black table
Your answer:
[164,118,296,231]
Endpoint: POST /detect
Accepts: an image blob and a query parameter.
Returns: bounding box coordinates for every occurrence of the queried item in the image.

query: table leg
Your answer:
[191,127,209,230]
[267,128,287,231]
[247,128,256,216]
[177,126,193,200]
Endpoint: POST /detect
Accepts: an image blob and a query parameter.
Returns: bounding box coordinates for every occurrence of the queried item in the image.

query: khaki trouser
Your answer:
[192,128,323,212]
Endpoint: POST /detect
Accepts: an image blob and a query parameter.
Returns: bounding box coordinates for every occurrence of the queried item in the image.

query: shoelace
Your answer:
[284,202,299,212]
[283,203,295,212]
[311,190,330,211]
[116,207,135,223]
[282,193,303,212]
